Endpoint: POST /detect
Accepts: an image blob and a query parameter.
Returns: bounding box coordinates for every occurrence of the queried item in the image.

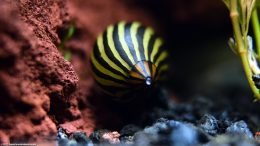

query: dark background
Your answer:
[132,0,251,99]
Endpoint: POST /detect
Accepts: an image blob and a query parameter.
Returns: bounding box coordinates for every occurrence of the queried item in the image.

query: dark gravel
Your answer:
[57,94,260,146]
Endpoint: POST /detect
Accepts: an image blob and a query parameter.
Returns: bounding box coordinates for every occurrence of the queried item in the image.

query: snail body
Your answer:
[90,21,168,101]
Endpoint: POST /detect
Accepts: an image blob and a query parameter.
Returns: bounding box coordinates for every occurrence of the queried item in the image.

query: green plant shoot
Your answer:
[58,24,75,61]
[223,0,260,101]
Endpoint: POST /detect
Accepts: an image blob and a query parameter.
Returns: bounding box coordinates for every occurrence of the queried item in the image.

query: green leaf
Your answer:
[64,50,72,61]
[66,25,75,41]
[58,24,75,61]
[223,0,231,9]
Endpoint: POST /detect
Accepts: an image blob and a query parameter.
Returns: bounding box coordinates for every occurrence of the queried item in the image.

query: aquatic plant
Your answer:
[223,0,260,101]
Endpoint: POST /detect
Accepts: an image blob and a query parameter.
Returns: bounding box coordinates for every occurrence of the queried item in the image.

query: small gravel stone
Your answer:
[170,122,199,146]
[71,132,93,146]
[120,124,141,136]
[226,120,253,138]
[57,128,93,146]
[197,114,219,135]
[144,118,169,134]
[89,129,120,144]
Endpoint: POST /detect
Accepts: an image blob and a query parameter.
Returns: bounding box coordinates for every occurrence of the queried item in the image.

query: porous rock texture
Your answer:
[0,0,156,143]
[0,0,77,143]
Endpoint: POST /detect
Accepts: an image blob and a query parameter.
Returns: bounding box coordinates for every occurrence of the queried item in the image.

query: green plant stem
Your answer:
[230,0,244,51]
[251,8,260,60]
[58,24,75,61]
[230,0,260,100]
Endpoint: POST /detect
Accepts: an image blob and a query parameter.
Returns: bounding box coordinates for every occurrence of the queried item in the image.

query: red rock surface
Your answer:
[0,0,77,143]
[0,0,227,143]
[0,0,156,143]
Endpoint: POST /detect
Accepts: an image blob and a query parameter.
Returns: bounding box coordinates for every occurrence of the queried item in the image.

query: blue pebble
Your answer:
[170,122,199,146]
[226,120,253,138]
[198,114,219,135]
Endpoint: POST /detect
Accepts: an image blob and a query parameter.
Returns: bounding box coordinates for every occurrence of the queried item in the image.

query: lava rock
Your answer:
[57,128,70,146]
[144,118,170,134]
[217,111,233,133]
[89,129,108,143]
[135,118,209,146]
[133,118,172,145]
[226,120,253,138]
[57,93,259,146]
[120,124,141,136]
[72,132,93,146]
[89,129,120,144]
[197,114,219,135]
[170,122,199,146]
[120,135,135,145]
[120,124,141,144]
[57,128,93,146]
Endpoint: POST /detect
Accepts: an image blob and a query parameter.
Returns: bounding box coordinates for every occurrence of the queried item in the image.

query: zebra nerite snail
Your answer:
[90,21,169,102]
